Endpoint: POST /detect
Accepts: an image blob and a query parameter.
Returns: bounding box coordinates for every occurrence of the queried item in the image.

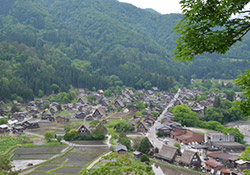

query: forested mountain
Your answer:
[0,0,249,101]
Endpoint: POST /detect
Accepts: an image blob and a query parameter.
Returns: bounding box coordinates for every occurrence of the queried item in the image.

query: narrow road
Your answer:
[146,89,181,149]
[86,151,112,170]
[106,134,111,147]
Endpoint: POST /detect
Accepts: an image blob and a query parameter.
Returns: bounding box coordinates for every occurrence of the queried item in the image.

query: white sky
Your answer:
[118,0,182,14]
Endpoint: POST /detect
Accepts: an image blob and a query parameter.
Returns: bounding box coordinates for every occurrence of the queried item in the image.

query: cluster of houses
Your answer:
[154,129,248,175]
[0,87,174,135]
[0,117,39,134]
[175,87,235,117]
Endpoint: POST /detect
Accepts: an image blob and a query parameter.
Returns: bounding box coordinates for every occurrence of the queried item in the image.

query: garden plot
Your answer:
[27,121,65,135]
[64,153,100,166]
[26,145,109,175]
[28,173,50,175]
[35,165,59,172]
[12,153,55,159]
[71,146,109,153]
[52,167,83,174]
[13,146,66,154]
[70,140,105,145]
[11,146,65,171]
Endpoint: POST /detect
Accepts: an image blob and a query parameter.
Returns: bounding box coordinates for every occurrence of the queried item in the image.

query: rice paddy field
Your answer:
[22,145,109,175]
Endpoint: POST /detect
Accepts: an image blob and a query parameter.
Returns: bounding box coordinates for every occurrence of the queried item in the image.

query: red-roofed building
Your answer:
[171,128,187,139]
[207,152,238,168]
[204,159,225,174]
[171,129,204,144]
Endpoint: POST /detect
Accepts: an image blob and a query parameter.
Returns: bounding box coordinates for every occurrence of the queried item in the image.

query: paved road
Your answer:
[146,89,181,149]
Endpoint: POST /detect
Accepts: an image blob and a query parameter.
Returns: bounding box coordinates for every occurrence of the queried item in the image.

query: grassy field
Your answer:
[0,136,31,155]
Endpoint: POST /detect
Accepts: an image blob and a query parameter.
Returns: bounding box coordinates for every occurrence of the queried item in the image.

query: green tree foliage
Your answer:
[64,129,79,141]
[137,101,146,111]
[239,146,250,174]
[172,105,199,127]
[174,143,181,149]
[175,0,250,118]
[44,131,55,142]
[205,108,224,123]
[115,121,134,133]
[38,90,44,97]
[0,118,8,125]
[51,84,60,94]
[0,0,248,101]
[81,153,154,175]
[0,155,19,175]
[172,105,245,143]
[11,106,20,113]
[213,96,222,108]
[138,137,151,154]
[224,90,236,101]
[205,100,245,124]
[64,125,71,133]
[90,121,106,140]
[140,154,149,163]
[235,69,250,116]
[56,136,63,143]
[118,133,131,150]
[174,0,250,61]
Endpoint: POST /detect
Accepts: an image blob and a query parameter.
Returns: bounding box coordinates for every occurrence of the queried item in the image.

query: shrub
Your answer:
[141,154,149,162]
[64,129,79,141]
[44,131,55,142]
[138,137,151,154]
[174,143,181,149]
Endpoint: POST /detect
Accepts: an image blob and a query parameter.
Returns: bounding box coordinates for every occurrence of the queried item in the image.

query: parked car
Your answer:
[27,162,33,166]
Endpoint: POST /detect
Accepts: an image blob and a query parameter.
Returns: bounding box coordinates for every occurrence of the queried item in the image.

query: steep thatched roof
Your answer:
[158,145,180,161]
[176,150,198,165]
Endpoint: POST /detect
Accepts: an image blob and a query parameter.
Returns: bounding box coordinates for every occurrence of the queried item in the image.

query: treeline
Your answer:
[0,0,249,101]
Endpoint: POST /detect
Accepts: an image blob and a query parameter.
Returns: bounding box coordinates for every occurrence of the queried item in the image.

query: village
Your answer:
[0,86,249,175]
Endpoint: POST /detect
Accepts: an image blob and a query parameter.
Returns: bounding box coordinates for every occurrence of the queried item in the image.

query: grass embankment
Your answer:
[0,136,28,155]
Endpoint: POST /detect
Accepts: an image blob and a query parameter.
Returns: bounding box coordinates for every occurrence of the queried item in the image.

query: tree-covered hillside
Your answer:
[0,0,249,101]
